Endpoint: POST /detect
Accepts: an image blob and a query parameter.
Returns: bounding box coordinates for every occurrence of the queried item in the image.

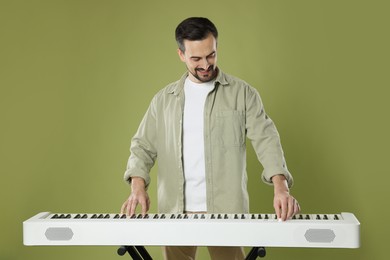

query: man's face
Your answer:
[178,33,218,83]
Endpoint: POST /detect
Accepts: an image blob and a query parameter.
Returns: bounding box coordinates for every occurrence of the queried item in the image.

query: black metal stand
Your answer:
[117,246,152,260]
[117,246,265,259]
[245,247,266,259]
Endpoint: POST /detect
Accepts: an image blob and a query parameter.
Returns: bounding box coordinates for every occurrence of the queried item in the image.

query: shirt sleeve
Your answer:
[123,96,158,188]
[245,86,293,187]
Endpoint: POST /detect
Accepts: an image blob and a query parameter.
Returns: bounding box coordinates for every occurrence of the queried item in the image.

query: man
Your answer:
[121,17,300,260]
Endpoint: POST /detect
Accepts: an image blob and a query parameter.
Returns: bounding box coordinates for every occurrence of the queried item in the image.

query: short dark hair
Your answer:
[175,17,218,52]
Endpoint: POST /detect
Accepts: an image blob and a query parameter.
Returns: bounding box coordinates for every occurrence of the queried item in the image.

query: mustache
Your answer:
[195,66,214,72]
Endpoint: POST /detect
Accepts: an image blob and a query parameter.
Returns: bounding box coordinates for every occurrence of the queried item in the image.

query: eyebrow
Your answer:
[190,51,216,60]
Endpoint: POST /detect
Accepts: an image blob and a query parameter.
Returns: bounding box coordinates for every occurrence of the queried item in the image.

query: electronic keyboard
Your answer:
[23,212,360,248]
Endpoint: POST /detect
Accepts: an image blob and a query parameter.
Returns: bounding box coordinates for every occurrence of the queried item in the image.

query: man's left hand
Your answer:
[272,175,300,221]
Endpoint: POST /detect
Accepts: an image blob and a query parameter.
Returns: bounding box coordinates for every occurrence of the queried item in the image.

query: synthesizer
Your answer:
[23,212,360,248]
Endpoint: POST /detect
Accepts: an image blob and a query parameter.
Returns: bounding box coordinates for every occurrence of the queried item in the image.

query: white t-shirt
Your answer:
[183,77,215,212]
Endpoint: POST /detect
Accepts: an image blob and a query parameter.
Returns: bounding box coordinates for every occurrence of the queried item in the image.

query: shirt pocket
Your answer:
[215,110,245,147]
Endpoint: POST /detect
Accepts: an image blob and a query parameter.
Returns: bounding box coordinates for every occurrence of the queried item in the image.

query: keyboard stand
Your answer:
[117,246,266,259]
[246,247,266,259]
[117,246,152,260]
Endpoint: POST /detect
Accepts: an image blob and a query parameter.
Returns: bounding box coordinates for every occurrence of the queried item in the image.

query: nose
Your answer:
[200,58,210,70]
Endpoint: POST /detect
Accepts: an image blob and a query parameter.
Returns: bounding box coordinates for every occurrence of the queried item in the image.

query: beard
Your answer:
[189,65,217,83]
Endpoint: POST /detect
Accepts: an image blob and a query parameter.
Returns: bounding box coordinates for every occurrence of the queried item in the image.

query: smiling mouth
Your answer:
[189,66,217,82]
[199,70,210,75]
[196,66,213,73]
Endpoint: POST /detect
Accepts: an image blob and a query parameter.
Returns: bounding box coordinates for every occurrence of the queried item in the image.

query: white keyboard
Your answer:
[23,212,360,248]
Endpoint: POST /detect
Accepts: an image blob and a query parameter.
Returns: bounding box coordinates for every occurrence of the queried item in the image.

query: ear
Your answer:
[177,48,186,62]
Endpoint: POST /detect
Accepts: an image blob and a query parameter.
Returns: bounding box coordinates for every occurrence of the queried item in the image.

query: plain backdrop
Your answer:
[1,0,389,259]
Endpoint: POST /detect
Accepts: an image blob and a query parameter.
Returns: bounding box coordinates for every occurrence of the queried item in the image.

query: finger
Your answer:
[128,199,134,216]
[274,201,281,220]
[123,199,132,215]
[294,201,301,215]
[120,201,127,214]
[130,199,138,216]
[145,197,150,213]
[280,198,287,221]
[287,197,294,220]
[124,200,132,216]
[142,196,152,216]
[139,199,147,216]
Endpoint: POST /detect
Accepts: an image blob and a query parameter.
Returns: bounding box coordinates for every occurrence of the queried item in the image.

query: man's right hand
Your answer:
[121,177,150,216]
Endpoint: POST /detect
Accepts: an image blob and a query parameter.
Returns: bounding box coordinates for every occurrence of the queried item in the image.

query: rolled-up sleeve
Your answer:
[124,97,158,188]
[245,86,293,187]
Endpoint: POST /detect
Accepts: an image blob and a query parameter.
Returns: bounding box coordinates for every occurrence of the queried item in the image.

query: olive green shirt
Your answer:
[124,70,293,213]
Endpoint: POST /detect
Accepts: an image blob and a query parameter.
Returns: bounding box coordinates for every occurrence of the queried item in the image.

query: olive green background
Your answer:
[1,0,389,259]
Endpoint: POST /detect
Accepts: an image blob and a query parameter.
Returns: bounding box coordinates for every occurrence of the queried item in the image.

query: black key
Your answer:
[161,214,166,219]
[91,214,97,219]
[104,214,110,219]
[305,215,310,220]
[121,214,127,219]
[52,214,58,219]
[324,215,328,220]
[224,214,228,219]
[251,214,255,219]
[211,214,215,219]
[217,214,222,219]
[98,214,104,219]
[82,214,88,219]
[75,214,81,219]
[334,215,339,220]
[130,214,136,219]
[114,214,120,219]
[234,214,239,219]
[184,214,188,219]
[177,214,182,219]
[258,214,262,219]
[170,214,176,219]
[316,215,321,220]
[194,214,198,219]
[241,214,246,219]
[265,214,269,219]
[201,214,205,219]
[153,214,159,219]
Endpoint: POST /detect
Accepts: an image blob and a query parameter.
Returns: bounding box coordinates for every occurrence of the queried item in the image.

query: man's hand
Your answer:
[272,175,300,221]
[121,177,150,216]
